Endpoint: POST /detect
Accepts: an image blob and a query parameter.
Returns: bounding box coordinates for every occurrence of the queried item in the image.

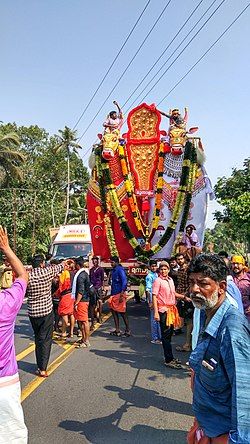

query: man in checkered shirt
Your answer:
[26,255,66,377]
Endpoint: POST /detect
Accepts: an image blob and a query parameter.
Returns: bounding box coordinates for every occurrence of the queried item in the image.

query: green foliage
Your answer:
[0,129,25,184]
[209,158,250,253]
[204,223,245,255]
[0,123,89,262]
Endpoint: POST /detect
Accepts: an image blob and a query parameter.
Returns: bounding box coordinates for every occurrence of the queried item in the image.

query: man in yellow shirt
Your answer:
[0,255,13,289]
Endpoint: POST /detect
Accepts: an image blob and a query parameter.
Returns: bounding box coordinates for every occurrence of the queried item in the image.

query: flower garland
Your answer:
[95,147,107,214]
[172,145,197,254]
[146,141,194,257]
[118,142,165,240]
[150,143,165,236]
[104,214,119,257]
[95,140,196,260]
[94,146,120,256]
[179,146,198,233]
[118,144,144,234]
[101,160,145,257]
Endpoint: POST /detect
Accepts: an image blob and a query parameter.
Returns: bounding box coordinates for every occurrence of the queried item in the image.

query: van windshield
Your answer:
[52,243,92,259]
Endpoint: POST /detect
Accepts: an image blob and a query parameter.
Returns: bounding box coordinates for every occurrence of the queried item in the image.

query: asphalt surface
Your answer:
[15,299,193,444]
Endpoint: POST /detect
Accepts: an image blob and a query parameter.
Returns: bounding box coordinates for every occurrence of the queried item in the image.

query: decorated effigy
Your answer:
[87,103,213,261]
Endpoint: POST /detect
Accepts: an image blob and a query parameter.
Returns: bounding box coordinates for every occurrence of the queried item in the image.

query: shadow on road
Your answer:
[18,360,37,375]
[104,384,192,416]
[59,412,188,444]
[15,317,34,340]
[90,300,191,380]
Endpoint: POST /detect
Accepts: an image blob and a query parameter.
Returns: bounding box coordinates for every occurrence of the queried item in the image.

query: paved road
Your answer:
[15,300,193,444]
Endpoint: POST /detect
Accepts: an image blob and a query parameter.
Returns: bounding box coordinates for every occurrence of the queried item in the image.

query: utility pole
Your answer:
[13,190,17,253]
[31,192,37,255]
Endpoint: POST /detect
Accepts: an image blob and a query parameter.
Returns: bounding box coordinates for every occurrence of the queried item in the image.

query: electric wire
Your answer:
[71,0,151,131]
[121,0,205,109]
[126,0,223,111]
[81,2,249,164]
[77,0,172,142]
[157,3,250,105]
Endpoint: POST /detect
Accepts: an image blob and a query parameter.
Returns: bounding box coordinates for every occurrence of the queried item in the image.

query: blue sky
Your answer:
[1,0,249,227]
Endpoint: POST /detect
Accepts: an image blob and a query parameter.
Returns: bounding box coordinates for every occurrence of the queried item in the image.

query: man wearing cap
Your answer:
[231,255,250,322]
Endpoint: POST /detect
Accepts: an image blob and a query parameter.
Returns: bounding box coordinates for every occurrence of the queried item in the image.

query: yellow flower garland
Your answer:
[104,214,119,257]
[97,141,196,259]
[118,143,165,241]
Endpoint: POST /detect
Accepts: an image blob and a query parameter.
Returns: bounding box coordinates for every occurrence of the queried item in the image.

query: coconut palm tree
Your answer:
[54,126,82,224]
[0,132,25,184]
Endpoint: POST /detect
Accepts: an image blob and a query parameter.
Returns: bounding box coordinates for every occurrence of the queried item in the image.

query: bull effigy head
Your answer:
[101,130,120,160]
[168,127,199,155]
[169,127,187,151]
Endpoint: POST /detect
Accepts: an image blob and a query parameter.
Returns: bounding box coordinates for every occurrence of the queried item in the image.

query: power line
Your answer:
[121,0,205,109]
[138,0,226,103]
[126,0,222,111]
[72,0,151,131]
[77,0,172,142]
[82,2,250,164]
[157,3,250,105]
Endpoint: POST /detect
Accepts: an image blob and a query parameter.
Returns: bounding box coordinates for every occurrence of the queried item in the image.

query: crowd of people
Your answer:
[0,223,249,443]
[146,250,249,355]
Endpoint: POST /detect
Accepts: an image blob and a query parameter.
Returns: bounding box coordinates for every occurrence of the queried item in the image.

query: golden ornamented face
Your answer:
[169,127,187,148]
[129,143,158,190]
[130,107,158,139]
[102,131,120,160]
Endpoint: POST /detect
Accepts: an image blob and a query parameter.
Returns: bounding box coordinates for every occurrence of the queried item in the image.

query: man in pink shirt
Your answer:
[152,261,188,369]
[0,226,28,443]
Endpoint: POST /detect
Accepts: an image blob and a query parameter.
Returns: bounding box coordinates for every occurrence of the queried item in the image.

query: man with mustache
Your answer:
[187,254,250,444]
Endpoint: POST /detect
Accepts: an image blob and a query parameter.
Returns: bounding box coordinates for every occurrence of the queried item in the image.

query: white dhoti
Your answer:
[0,374,27,443]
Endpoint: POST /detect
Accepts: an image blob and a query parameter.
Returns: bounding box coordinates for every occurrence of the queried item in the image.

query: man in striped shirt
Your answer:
[26,255,66,377]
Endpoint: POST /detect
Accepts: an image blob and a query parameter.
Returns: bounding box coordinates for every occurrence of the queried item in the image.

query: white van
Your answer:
[49,224,92,259]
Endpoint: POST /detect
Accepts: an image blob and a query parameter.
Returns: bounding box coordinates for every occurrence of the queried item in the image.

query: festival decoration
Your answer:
[86,103,212,261]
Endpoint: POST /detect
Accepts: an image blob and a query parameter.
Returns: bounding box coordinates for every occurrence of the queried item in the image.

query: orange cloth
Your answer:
[74,301,89,322]
[108,293,127,313]
[58,270,73,294]
[166,305,181,328]
[58,293,74,316]
[187,419,228,444]
[57,270,75,316]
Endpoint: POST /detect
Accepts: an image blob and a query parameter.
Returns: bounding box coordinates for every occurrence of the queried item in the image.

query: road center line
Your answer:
[16,344,35,361]
[21,311,112,402]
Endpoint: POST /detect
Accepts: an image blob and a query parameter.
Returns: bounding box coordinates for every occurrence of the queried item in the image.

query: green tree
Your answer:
[0,123,89,261]
[54,126,82,224]
[0,131,25,184]
[204,223,245,255]
[213,158,250,253]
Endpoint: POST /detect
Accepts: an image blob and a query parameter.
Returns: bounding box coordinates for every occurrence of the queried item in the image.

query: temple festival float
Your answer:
[87,101,214,266]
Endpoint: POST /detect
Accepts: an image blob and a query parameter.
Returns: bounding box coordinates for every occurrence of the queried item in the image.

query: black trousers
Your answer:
[29,311,54,371]
[159,312,174,363]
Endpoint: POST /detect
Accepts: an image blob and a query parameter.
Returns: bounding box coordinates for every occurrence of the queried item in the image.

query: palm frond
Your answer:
[53,142,65,154]
[0,132,20,147]
[0,150,25,162]
[0,162,23,182]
